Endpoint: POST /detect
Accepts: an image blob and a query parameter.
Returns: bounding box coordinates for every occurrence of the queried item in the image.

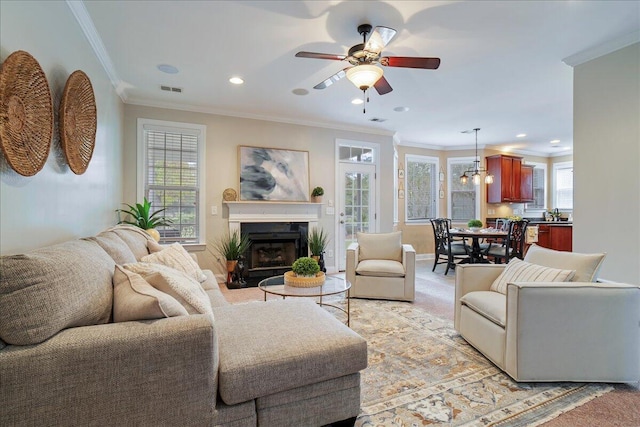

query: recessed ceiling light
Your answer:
[292,88,308,96]
[393,106,409,112]
[351,98,364,105]
[516,133,526,138]
[550,139,560,144]
[229,77,244,85]
[157,64,178,74]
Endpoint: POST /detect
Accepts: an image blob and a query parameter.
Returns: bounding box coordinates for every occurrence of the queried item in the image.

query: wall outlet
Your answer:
[487,209,495,215]
[326,207,335,215]
[326,250,334,258]
[211,205,217,215]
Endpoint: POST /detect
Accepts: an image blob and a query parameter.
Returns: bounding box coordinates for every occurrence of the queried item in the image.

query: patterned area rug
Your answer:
[346,299,612,426]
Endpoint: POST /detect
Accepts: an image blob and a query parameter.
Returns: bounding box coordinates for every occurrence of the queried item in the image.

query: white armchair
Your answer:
[454,245,640,382]
[346,231,415,302]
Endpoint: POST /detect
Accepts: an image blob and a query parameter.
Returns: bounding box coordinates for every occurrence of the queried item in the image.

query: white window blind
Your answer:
[555,165,573,209]
[449,161,477,220]
[139,120,205,244]
[406,156,437,221]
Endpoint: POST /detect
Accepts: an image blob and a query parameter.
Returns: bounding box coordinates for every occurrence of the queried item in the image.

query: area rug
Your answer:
[346,298,612,427]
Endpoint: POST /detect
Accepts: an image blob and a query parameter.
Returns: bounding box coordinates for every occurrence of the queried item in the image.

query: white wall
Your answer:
[0,1,124,255]
[123,104,395,275]
[573,43,640,283]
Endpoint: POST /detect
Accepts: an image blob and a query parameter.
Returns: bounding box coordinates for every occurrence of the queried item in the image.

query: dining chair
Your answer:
[430,218,470,274]
[485,219,529,264]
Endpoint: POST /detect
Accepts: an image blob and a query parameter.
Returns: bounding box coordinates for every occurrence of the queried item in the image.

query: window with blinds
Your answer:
[448,160,477,220]
[139,120,205,244]
[406,155,438,221]
[554,163,573,209]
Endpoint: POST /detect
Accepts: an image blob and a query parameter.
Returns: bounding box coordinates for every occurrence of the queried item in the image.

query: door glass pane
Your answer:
[343,171,371,250]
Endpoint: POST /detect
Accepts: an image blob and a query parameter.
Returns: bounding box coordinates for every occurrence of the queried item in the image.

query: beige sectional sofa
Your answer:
[455,244,640,383]
[0,225,368,426]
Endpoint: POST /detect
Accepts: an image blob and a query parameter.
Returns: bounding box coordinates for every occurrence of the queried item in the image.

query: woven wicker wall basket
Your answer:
[0,50,54,176]
[59,70,97,175]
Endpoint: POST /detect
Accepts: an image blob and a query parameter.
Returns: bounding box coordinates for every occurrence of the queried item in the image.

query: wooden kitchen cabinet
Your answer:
[486,154,534,203]
[536,224,572,252]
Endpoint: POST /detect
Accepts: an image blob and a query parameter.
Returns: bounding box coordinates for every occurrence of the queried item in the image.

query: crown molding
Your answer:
[124,97,396,138]
[66,0,127,102]
[562,30,640,67]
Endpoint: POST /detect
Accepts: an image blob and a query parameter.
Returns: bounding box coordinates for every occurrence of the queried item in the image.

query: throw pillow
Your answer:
[147,239,167,254]
[524,244,606,282]
[357,231,403,262]
[490,258,576,295]
[113,265,188,322]
[88,231,137,265]
[141,242,206,283]
[124,262,213,316]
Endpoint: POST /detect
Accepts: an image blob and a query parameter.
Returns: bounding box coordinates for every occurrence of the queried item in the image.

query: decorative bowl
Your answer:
[284,271,325,288]
[469,227,481,232]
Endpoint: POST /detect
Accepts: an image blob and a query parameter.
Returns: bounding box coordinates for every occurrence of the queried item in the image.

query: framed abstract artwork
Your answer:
[238,146,310,201]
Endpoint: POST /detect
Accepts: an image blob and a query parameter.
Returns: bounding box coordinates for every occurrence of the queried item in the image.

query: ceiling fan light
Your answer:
[346,64,383,90]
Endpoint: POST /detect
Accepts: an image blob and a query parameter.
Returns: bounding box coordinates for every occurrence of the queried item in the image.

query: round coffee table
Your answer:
[258,275,352,326]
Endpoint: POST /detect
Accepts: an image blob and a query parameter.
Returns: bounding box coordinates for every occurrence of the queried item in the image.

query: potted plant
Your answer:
[467,219,483,232]
[213,231,251,283]
[308,227,329,257]
[292,257,321,277]
[116,197,172,241]
[311,186,324,203]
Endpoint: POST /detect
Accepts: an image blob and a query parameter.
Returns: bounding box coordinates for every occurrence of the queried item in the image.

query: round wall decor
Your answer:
[59,70,97,174]
[223,188,238,201]
[0,50,54,176]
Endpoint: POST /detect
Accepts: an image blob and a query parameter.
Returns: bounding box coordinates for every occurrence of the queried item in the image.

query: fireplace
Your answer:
[241,222,308,286]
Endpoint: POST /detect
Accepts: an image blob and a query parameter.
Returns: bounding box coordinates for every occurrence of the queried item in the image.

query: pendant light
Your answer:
[460,128,494,185]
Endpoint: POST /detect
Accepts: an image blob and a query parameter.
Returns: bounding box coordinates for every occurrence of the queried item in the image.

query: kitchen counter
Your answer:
[485,218,573,251]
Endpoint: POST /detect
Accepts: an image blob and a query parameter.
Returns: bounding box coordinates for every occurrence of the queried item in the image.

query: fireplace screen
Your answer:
[240,222,308,286]
[251,241,297,269]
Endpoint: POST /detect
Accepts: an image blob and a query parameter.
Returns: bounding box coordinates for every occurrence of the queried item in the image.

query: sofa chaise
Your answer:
[0,225,368,426]
[455,244,640,383]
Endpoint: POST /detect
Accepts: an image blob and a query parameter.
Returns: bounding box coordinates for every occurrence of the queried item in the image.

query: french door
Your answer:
[337,162,377,270]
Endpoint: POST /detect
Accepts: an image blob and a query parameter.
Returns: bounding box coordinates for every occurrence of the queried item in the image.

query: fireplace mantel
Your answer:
[224,201,321,234]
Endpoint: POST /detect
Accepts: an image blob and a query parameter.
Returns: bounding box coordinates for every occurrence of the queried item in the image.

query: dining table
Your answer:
[449,228,508,264]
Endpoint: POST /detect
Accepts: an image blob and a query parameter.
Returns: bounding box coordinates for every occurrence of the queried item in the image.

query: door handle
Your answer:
[340,220,345,224]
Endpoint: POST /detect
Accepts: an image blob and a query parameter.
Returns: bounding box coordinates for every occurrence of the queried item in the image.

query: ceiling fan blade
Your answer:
[296,51,347,61]
[364,26,397,55]
[381,56,441,69]
[373,75,393,95]
[313,68,349,90]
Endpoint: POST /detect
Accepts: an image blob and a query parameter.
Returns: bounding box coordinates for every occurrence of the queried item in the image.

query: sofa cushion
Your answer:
[110,225,154,260]
[88,230,137,265]
[357,231,402,262]
[0,239,114,345]
[141,242,206,283]
[490,258,576,294]
[113,265,188,322]
[124,262,213,316]
[460,291,507,327]
[213,299,367,405]
[524,244,606,282]
[355,259,405,277]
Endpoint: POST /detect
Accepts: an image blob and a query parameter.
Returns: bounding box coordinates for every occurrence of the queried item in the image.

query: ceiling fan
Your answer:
[295,24,440,110]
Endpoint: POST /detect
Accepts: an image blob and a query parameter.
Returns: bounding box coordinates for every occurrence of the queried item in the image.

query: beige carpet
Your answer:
[221,261,640,427]
[350,298,611,426]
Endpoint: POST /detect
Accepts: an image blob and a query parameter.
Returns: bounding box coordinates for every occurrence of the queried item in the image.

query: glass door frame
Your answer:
[334,139,380,271]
